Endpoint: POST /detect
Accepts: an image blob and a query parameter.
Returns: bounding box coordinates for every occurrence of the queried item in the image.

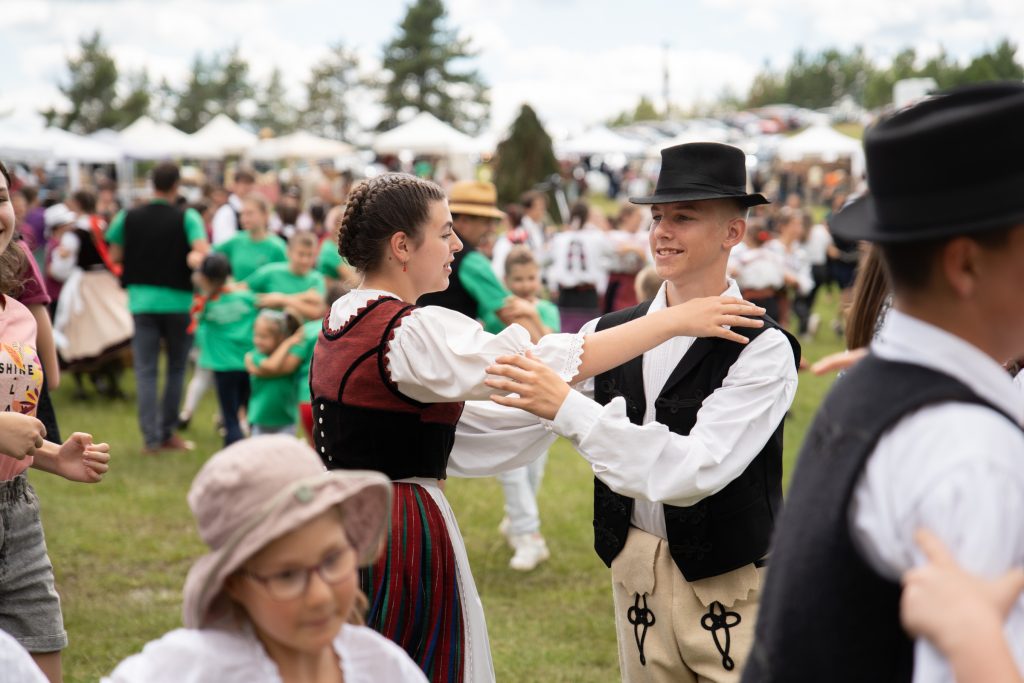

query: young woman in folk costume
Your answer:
[309,173,766,682]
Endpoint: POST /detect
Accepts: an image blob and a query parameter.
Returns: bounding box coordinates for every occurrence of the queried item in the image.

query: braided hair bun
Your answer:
[338,173,446,272]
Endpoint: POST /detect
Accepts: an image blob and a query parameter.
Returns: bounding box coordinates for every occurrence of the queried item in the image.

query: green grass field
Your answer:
[32,295,846,682]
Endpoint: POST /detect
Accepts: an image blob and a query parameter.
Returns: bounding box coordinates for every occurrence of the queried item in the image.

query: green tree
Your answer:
[42,31,122,132]
[299,42,361,141]
[492,104,559,206]
[173,47,255,133]
[119,70,152,126]
[251,67,296,135]
[378,0,489,134]
[607,95,663,126]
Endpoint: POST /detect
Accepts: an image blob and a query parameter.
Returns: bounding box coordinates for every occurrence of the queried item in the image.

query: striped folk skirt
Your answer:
[361,479,493,682]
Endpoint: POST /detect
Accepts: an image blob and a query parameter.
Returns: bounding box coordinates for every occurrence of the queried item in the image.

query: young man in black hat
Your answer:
[487,142,801,682]
[742,82,1024,682]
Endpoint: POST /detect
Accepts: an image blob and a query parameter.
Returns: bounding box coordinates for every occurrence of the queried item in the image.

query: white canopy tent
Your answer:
[116,116,215,159]
[556,126,647,157]
[190,114,258,156]
[38,128,122,163]
[645,125,734,158]
[776,125,865,177]
[372,112,477,156]
[247,131,355,161]
[0,126,54,162]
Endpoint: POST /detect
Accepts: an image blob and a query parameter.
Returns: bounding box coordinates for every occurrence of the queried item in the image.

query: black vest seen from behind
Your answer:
[417,245,476,318]
[120,202,193,292]
[593,301,800,582]
[742,356,1017,683]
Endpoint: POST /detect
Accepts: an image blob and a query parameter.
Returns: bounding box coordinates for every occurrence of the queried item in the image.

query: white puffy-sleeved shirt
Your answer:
[550,280,798,539]
[326,289,581,477]
[102,623,429,683]
[764,238,814,296]
[211,194,243,246]
[850,309,1024,683]
[545,225,614,295]
[0,628,48,683]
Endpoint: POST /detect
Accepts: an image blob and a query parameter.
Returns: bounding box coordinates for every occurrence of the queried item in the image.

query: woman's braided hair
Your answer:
[338,173,446,271]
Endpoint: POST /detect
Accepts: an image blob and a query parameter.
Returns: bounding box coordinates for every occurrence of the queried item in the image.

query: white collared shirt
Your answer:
[851,309,1024,682]
[552,280,798,538]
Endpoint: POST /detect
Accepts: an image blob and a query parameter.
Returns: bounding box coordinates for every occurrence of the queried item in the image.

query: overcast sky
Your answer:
[3,0,1022,137]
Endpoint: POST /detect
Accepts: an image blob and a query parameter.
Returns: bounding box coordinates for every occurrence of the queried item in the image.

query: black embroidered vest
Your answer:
[417,244,475,318]
[742,356,1018,683]
[593,301,800,582]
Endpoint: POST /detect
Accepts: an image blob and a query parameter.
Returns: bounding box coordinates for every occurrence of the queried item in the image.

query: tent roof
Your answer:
[556,126,647,157]
[775,125,862,163]
[0,126,121,163]
[117,116,216,159]
[191,114,257,155]
[247,131,355,161]
[372,112,476,156]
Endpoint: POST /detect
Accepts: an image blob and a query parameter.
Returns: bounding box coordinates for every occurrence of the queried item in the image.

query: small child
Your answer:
[245,310,302,436]
[496,246,560,571]
[193,254,258,446]
[103,436,428,682]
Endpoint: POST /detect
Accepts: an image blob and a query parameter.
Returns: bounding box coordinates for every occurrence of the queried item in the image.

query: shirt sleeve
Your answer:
[48,232,81,283]
[15,241,50,306]
[848,404,1024,683]
[447,400,557,478]
[458,251,510,334]
[386,305,585,403]
[105,210,126,245]
[549,329,798,507]
[211,205,237,246]
[183,208,207,244]
[310,272,327,296]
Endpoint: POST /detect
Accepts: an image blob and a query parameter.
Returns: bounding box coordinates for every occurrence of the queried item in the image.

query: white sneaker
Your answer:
[508,533,550,571]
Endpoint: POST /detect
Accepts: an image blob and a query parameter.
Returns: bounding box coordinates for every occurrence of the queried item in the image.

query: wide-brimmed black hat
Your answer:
[630,142,769,207]
[832,81,1024,243]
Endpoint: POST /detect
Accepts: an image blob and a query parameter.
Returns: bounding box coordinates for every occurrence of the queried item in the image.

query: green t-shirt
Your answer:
[536,298,561,333]
[106,200,207,314]
[245,262,327,298]
[459,250,510,334]
[248,350,300,428]
[197,289,257,371]
[289,319,321,402]
[214,231,287,282]
[316,241,348,279]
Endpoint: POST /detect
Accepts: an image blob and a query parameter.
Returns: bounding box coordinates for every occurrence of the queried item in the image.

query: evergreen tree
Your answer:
[299,42,361,141]
[119,70,152,126]
[378,0,489,134]
[492,104,559,206]
[173,47,255,133]
[252,68,296,135]
[42,31,122,132]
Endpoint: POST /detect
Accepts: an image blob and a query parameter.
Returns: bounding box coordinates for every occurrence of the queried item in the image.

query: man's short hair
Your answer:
[151,162,180,192]
[234,170,256,185]
[881,227,1015,291]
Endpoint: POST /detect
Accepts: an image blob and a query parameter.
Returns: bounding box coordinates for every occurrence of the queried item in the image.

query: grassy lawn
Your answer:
[33,295,845,682]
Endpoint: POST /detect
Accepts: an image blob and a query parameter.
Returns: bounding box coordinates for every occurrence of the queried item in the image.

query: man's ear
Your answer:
[941,237,980,299]
[724,217,746,249]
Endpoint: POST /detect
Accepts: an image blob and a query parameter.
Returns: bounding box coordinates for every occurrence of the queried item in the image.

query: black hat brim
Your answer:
[831,195,1024,244]
[629,190,770,208]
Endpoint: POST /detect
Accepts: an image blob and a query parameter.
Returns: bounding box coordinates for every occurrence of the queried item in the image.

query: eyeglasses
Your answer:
[241,549,356,601]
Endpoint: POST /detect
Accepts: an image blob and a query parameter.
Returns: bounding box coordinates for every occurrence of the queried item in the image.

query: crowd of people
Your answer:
[2,81,1024,683]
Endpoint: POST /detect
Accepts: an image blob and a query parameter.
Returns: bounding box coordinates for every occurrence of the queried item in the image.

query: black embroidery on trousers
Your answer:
[627,593,656,666]
[701,601,741,671]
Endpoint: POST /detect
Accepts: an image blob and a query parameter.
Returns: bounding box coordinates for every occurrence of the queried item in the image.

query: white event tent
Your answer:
[372,112,477,156]
[776,125,865,177]
[556,126,647,157]
[190,114,258,156]
[247,131,355,161]
[116,116,215,159]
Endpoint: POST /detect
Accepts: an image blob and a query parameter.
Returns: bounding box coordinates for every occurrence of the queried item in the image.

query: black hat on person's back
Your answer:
[630,142,769,207]
[832,81,1024,243]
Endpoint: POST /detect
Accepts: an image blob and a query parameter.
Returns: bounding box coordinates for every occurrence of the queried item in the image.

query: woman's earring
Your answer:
[402,261,407,273]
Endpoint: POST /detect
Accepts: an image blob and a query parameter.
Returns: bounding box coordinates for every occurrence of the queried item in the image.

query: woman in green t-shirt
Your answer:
[245,310,302,436]
[213,194,287,282]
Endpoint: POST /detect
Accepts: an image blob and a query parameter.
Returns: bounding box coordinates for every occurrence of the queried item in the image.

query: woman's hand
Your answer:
[54,433,111,483]
[901,529,1024,651]
[672,296,765,343]
[0,413,47,460]
[485,351,571,420]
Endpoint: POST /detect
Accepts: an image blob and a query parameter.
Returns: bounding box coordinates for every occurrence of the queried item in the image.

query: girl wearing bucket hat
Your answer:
[104,436,427,683]
[311,172,767,681]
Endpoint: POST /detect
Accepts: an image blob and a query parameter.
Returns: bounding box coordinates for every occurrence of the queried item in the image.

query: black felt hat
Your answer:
[630,142,769,207]
[832,81,1024,243]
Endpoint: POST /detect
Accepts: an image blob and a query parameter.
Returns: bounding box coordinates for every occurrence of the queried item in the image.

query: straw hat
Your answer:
[181,436,391,629]
[448,180,505,219]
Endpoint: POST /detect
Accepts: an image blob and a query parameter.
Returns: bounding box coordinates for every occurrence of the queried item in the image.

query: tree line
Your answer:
[42,0,489,138]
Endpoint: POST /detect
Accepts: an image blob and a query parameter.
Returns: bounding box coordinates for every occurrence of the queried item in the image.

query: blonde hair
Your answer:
[634,265,663,302]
